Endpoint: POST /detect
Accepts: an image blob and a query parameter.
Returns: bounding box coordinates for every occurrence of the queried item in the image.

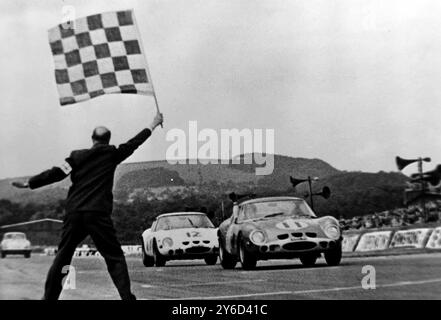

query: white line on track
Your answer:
[173,277,441,300]
[141,279,265,289]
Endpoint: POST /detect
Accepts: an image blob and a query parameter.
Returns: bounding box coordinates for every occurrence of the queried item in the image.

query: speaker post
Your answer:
[308,176,314,211]
[396,155,431,221]
[395,156,431,171]
[290,175,329,212]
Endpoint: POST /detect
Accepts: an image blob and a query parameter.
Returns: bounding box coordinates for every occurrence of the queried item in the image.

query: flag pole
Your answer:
[131,9,162,127]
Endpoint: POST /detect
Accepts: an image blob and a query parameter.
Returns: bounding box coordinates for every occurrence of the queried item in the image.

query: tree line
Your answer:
[0,177,406,244]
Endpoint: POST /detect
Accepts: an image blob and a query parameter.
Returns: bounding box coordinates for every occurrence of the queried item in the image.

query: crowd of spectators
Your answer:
[339,204,441,231]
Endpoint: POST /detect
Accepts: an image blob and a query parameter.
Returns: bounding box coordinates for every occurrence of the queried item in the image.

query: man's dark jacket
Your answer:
[28,128,152,214]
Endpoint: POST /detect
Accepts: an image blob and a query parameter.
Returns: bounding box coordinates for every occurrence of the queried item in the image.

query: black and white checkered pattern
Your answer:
[48,10,154,106]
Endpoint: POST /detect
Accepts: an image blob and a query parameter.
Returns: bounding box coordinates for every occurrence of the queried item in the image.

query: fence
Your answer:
[342,225,441,252]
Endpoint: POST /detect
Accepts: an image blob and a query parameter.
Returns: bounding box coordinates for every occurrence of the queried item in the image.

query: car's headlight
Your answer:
[162,237,173,247]
[250,230,266,245]
[323,224,340,239]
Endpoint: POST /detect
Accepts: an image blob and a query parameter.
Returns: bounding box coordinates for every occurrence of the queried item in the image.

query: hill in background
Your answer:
[0,154,409,220]
[0,154,341,203]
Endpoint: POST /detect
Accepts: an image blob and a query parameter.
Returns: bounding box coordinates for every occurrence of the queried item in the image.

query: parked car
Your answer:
[1,232,32,258]
[141,212,218,267]
[218,196,342,269]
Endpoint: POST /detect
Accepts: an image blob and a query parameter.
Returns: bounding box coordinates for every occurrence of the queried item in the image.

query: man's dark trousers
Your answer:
[43,211,135,300]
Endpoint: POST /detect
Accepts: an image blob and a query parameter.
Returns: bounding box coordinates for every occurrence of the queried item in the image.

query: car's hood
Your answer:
[244,215,316,229]
[154,227,217,240]
[241,215,337,239]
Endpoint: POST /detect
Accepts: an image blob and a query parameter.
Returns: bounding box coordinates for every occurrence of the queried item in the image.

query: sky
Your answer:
[1,0,441,179]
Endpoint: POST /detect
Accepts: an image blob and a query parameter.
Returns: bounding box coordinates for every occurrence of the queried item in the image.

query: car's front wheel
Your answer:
[219,237,237,269]
[153,240,166,267]
[300,253,317,267]
[141,240,154,267]
[1,251,5,259]
[204,255,217,265]
[239,239,257,270]
[24,251,31,259]
[324,242,342,266]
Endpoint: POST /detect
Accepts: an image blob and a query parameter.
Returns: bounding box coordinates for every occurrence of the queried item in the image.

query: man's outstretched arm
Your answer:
[115,112,163,163]
[12,161,72,190]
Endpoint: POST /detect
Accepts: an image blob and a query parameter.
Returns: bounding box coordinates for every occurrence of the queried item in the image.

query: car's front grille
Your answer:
[186,246,210,254]
[277,234,289,240]
[305,232,317,238]
[282,241,317,251]
[183,240,211,246]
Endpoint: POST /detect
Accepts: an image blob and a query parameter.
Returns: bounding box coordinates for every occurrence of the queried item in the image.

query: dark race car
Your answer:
[218,196,342,270]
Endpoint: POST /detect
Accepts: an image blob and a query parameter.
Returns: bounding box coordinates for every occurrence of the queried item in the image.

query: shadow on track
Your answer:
[136,259,358,270]
[228,260,358,272]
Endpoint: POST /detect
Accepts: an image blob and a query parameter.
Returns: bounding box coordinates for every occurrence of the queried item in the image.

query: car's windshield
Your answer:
[241,200,316,221]
[4,233,26,240]
[155,214,214,231]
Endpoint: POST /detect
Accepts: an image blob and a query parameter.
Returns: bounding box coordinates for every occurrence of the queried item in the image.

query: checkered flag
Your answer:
[48,10,154,106]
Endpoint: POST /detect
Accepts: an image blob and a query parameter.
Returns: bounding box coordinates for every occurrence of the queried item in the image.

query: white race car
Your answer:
[1,232,32,258]
[141,212,218,267]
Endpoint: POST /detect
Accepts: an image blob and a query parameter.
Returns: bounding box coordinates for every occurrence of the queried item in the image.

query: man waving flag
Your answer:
[13,9,165,300]
[48,10,155,106]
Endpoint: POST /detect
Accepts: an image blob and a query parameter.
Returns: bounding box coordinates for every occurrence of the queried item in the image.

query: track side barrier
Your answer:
[343,223,441,253]
[354,231,392,252]
[69,246,142,257]
[426,227,441,249]
[121,245,142,256]
[342,233,361,252]
[74,248,97,257]
[389,228,432,249]
[43,247,58,256]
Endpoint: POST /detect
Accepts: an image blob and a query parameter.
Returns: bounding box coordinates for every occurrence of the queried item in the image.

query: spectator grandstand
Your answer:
[339,202,441,231]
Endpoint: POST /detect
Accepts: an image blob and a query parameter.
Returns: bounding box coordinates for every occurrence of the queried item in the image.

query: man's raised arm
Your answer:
[115,112,163,163]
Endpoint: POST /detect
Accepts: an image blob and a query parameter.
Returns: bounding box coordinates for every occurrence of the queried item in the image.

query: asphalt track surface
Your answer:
[1,253,441,300]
